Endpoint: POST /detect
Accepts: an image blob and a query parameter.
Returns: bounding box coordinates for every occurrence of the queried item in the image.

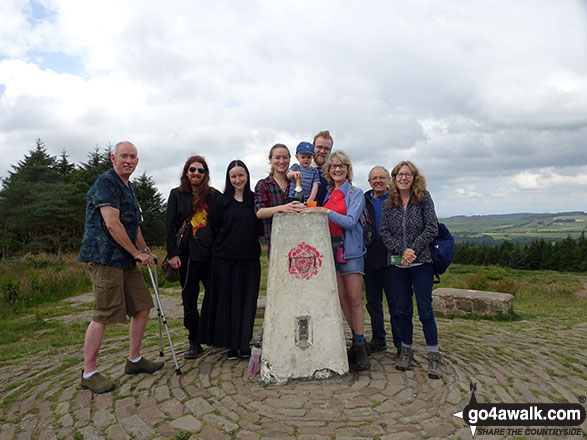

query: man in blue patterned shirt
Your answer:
[78,141,163,393]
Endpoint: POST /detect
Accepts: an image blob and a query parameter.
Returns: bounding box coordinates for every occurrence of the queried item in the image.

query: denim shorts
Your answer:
[335,255,365,275]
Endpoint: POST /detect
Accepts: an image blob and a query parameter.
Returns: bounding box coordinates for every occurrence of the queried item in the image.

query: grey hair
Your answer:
[113,141,135,156]
[368,166,390,179]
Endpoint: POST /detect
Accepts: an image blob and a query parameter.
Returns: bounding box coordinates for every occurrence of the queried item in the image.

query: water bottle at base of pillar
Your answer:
[247,343,262,377]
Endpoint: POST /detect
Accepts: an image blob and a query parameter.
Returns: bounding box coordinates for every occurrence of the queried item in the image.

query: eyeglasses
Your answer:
[189,167,206,174]
[330,163,347,170]
[396,172,413,178]
[315,145,332,152]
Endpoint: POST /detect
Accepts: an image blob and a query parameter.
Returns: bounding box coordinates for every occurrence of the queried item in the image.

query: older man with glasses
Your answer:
[364,166,401,356]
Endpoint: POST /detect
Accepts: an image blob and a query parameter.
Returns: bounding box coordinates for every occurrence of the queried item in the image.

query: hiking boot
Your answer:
[427,351,442,379]
[226,349,239,360]
[347,345,356,362]
[352,342,371,371]
[80,371,115,394]
[184,341,203,359]
[348,338,371,361]
[395,346,414,371]
[124,357,164,374]
[368,339,388,352]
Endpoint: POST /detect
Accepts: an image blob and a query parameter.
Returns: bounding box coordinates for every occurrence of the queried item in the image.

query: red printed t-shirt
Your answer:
[324,189,346,236]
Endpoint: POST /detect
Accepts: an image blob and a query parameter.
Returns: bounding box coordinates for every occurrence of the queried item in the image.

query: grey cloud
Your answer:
[1,0,586,216]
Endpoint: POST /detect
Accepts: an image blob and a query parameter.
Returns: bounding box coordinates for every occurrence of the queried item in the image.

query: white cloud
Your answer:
[1,0,586,217]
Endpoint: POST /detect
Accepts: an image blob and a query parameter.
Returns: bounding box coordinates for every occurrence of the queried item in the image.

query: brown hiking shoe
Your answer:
[80,371,115,394]
[124,357,164,374]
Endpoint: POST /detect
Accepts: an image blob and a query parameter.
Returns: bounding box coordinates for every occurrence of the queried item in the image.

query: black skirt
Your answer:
[197,256,261,351]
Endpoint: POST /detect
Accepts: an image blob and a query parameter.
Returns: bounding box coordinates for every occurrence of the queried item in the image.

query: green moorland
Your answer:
[0,248,585,366]
[441,211,587,242]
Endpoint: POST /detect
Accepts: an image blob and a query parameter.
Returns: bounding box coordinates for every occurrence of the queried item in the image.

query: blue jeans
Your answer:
[391,263,438,346]
[364,265,401,349]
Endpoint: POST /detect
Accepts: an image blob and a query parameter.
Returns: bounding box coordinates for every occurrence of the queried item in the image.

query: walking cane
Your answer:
[145,261,182,375]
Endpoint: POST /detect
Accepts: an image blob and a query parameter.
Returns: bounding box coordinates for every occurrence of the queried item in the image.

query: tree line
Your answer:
[2,140,586,272]
[454,236,587,272]
[0,139,166,259]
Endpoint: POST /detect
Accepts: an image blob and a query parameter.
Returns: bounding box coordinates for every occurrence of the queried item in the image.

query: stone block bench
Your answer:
[432,288,514,317]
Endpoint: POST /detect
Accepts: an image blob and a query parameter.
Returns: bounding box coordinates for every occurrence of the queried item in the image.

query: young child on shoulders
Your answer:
[287,142,320,203]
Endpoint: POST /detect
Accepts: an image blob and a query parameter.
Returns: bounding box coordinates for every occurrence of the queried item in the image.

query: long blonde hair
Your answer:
[388,161,427,207]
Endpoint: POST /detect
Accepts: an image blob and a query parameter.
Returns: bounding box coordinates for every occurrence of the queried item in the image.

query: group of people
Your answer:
[77,131,443,394]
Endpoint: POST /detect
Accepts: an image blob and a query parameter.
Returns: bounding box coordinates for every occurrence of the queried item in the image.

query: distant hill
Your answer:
[439,212,587,244]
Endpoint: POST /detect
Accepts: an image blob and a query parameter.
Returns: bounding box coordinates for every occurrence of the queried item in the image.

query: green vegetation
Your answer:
[454,235,587,272]
[436,264,585,322]
[0,253,91,315]
[442,212,587,244]
[1,248,585,366]
[0,139,166,259]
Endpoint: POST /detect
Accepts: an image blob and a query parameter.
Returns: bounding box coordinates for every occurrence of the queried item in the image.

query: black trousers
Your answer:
[179,257,210,342]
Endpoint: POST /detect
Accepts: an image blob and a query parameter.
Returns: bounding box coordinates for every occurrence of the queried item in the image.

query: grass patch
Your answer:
[437,265,586,322]
[0,253,91,318]
[0,254,585,375]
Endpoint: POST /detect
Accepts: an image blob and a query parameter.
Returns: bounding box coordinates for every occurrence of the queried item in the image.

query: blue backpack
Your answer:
[430,222,454,283]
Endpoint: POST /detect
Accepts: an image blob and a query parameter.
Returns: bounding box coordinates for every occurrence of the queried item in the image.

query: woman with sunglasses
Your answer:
[198,160,263,360]
[379,161,441,379]
[165,156,220,359]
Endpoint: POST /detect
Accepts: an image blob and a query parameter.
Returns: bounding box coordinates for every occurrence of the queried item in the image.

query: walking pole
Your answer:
[157,313,164,357]
[146,262,182,375]
[155,266,164,357]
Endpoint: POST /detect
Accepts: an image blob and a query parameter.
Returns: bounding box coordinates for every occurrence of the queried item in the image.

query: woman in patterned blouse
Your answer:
[380,161,442,379]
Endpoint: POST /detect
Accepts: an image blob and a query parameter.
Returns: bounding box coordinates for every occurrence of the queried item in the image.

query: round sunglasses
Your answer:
[189,166,206,174]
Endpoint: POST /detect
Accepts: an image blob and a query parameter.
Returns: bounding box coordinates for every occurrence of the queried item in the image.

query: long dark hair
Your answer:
[178,155,214,213]
[224,160,254,206]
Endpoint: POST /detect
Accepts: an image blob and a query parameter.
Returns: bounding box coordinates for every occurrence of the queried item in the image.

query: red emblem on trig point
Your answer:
[288,242,323,280]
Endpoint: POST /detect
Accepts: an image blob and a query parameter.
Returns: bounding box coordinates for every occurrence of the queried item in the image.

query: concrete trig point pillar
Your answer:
[260,212,349,384]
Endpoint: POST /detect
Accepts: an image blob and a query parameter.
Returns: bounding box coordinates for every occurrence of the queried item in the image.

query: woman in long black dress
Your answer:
[165,155,220,359]
[198,160,262,359]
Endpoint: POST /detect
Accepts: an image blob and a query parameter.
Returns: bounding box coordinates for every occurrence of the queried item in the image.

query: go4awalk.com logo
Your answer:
[453,384,586,438]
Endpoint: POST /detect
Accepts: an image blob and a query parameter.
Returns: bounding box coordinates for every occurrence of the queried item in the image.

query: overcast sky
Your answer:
[1,0,586,217]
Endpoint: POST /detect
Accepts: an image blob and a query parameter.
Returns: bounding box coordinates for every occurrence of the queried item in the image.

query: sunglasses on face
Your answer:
[189,167,206,174]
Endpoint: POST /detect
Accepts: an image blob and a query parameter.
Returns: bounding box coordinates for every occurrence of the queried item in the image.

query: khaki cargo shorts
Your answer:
[88,262,154,324]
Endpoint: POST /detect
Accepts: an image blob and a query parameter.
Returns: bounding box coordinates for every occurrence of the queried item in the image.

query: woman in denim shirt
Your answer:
[305,150,370,371]
[380,160,442,379]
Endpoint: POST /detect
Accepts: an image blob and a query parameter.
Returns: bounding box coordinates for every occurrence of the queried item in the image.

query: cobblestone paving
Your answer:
[1,290,586,440]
